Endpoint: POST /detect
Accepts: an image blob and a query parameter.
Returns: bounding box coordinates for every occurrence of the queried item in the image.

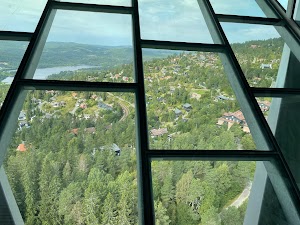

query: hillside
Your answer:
[0,41,176,71]
[2,37,284,225]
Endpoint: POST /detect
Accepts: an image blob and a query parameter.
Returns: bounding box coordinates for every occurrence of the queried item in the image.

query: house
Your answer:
[157,97,165,103]
[52,102,60,107]
[161,67,167,75]
[17,142,26,152]
[51,101,66,108]
[150,128,168,137]
[260,63,272,69]
[83,114,91,120]
[114,74,121,79]
[72,92,78,98]
[85,127,96,134]
[70,128,79,136]
[175,108,182,117]
[250,44,258,49]
[98,143,121,156]
[223,110,245,124]
[46,90,55,95]
[243,123,250,133]
[19,121,30,130]
[217,110,252,133]
[258,101,270,112]
[170,86,175,93]
[98,102,113,110]
[44,113,52,119]
[216,95,234,101]
[18,111,26,121]
[183,103,192,112]
[112,143,121,156]
[217,110,246,126]
[90,94,97,100]
[191,93,201,100]
[31,97,39,104]
[80,103,87,109]
[199,55,206,61]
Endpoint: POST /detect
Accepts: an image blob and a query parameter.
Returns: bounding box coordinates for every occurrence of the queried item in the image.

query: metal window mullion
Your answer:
[18,79,138,92]
[0,31,32,42]
[52,1,133,14]
[216,14,284,25]
[141,39,226,52]
[146,150,277,161]
[131,0,155,224]
[252,87,300,97]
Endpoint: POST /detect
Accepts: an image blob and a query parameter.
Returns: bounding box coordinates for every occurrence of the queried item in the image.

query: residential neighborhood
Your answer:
[1,37,283,225]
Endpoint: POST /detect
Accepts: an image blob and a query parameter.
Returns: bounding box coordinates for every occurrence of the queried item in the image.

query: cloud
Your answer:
[0,0,285,45]
[47,10,133,45]
[0,0,47,31]
[209,0,267,17]
[138,0,214,43]
[221,23,280,43]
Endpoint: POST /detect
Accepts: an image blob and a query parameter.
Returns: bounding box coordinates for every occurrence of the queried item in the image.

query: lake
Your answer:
[2,65,99,84]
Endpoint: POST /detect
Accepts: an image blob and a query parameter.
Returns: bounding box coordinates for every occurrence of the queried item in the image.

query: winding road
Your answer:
[119,101,130,121]
[229,182,252,208]
[106,93,133,122]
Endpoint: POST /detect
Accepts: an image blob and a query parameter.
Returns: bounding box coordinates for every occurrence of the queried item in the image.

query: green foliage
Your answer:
[220,207,243,225]
[155,201,171,225]
[3,37,281,224]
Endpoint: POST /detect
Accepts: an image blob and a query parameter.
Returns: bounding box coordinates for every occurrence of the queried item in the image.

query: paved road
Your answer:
[229,182,252,208]
[107,93,133,122]
[107,93,135,107]
[119,101,130,121]
[70,100,79,115]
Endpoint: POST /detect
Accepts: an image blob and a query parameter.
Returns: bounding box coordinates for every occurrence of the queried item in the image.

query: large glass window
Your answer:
[0,0,300,225]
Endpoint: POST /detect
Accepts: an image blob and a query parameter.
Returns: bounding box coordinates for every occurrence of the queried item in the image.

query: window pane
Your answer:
[210,0,278,18]
[143,49,257,150]
[222,23,283,88]
[277,0,288,10]
[60,0,131,6]
[33,10,134,82]
[151,160,289,225]
[4,90,138,224]
[0,41,28,105]
[0,0,47,32]
[138,0,215,43]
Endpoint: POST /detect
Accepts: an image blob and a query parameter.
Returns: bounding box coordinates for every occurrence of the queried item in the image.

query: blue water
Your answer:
[2,65,99,84]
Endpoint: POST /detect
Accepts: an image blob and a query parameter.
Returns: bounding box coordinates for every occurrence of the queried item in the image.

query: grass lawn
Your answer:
[55,95,76,114]
[83,105,99,115]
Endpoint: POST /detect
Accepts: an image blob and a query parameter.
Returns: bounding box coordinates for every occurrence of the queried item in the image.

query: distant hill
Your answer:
[0,42,177,70]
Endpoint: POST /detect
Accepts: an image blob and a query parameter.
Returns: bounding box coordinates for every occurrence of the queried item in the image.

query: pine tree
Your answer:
[154,201,171,225]
[101,193,118,225]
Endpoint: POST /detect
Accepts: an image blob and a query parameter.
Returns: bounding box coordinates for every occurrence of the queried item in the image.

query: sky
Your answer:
[0,0,289,45]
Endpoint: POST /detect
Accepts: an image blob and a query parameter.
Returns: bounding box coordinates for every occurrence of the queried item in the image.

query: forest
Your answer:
[2,37,283,225]
[0,41,174,73]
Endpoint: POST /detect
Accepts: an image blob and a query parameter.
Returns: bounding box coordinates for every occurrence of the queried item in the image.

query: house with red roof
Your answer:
[17,142,26,152]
